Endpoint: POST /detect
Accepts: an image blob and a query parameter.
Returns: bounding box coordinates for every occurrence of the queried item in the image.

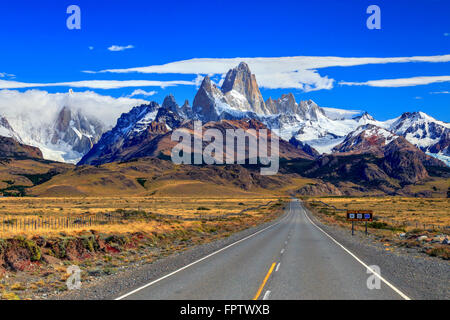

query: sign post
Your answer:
[346,210,373,236]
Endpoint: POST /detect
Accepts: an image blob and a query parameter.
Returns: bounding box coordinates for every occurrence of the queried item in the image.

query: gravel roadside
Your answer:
[53,202,449,300]
[305,207,450,300]
[52,209,289,300]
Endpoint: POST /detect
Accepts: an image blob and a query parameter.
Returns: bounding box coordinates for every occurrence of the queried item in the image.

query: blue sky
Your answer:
[0,0,449,121]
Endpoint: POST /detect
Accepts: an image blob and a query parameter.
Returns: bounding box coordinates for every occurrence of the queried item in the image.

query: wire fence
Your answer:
[0,214,121,233]
[0,200,280,235]
[308,200,450,232]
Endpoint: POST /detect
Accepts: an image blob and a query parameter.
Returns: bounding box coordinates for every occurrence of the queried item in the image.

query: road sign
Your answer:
[346,210,373,222]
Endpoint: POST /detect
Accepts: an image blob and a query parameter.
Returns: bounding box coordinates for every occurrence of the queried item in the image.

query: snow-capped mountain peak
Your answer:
[388,111,450,158]
[333,124,399,155]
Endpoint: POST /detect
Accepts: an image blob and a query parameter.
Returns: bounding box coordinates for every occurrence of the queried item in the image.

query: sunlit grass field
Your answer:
[304,197,450,231]
[0,196,286,237]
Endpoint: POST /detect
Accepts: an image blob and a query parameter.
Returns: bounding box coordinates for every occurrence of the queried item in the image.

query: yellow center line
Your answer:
[253,262,277,300]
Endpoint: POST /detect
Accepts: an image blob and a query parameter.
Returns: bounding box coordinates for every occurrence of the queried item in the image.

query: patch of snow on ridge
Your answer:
[133,110,158,133]
[427,152,450,167]
[321,107,362,120]
[307,136,346,154]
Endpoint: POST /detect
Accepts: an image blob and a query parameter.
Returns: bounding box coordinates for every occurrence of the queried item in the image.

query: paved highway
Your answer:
[117,199,409,300]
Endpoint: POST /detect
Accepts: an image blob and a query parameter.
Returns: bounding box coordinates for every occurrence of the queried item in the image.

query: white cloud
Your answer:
[89,46,94,50]
[193,74,205,87]
[108,45,134,52]
[340,76,450,87]
[82,55,450,91]
[0,79,194,90]
[430,91,450,94]
[444,33,449,36]
[0,89,147,128]
[0,72,15,78]
[128,89,157,97]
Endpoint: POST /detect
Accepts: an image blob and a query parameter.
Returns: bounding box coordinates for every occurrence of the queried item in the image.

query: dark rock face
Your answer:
[265,94,298,114]
[332,124,398,156]
[78,102,160,165]
[221,62,268,114]
[428,131,450,155]
[289,137,320,158]
[162,94,179,114]
[192,76,225,122]
[291,135,446,191]
[0,136,43,159]
[154,106,183,130]
[51,106,104,155]
[78,100,187,166]
[352,112,375,122]
[180,100,194,119]
[390,111,450,156]
[381,137,436,184]
[297,182,343,196]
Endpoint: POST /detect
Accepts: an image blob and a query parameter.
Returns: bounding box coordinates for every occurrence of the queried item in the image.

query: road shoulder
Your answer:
[304,206,450,300]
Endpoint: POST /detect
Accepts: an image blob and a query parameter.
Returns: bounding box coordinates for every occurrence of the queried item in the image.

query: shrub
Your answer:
[15,236,41,261]
[368,222,389,229]
[428,247,449,260]
[81,235,98,252]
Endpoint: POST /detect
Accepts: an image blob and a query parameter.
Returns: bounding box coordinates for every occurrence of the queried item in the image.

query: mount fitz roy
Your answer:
[0,62,449,167]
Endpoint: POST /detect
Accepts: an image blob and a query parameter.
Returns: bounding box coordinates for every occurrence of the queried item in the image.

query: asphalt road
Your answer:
[117,199,409,300]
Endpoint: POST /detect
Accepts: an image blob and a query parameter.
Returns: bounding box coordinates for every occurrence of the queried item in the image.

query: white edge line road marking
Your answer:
[115,209,292,300]
[275,263,280,272]
[301,203,411,301]
[263,290,271,300]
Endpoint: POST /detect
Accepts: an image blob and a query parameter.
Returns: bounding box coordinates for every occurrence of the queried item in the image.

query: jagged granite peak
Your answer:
[162,94,179,113]
[264,97,278,114]
[51,106,104,155]
[298,99,325,120]
[192,75,229,122]
[221,62,268,115]
[353,111,375,122]
[182,100,190,108]
[268,93,301,114]
[0,115,22,142]
[179,99,194,119]
[154,106,183,130]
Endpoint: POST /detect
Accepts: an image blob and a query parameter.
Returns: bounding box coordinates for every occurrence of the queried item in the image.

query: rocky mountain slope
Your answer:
[0,105,105,163]
[332,124,399,156]
[0,62,448,169]
[388,111,450,158]
[31,157,305,197]
[0,136,43,159]
[79,104,315,166]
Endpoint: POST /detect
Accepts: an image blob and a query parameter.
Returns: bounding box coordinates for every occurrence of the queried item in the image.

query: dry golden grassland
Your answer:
[0,196,286,237]
[304,197,450,230]
[304,196,450,260]
[0,196,287,300]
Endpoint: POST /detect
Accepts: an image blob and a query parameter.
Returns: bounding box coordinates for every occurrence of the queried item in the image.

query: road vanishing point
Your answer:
[116,199,411,300]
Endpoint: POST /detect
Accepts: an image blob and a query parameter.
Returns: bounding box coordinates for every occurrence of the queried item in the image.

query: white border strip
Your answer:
[115,209,292,300]
[301,203,411,300]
